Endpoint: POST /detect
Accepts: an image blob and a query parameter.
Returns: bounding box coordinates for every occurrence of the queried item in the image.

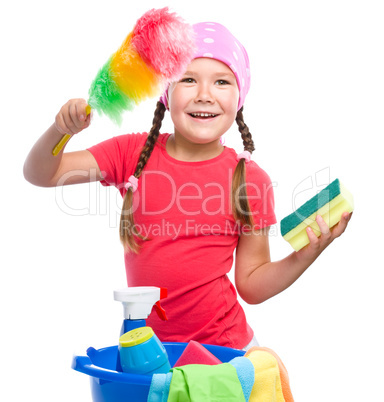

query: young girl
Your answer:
[24,22,351,350]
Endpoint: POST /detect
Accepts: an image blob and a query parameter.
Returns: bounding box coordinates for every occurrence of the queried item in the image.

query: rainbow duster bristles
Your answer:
[53,7,196,155]
[131,7,197,80]
[88,7,196,125]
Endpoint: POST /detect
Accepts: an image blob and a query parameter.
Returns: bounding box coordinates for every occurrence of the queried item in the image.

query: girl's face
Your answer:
[168,58,240,145]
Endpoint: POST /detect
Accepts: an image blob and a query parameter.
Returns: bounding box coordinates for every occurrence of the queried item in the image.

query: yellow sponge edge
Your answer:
[283,182,354,251]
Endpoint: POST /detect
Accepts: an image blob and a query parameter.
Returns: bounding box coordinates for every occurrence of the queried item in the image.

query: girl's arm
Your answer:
[24,99,103,187]
[235,212,352,304]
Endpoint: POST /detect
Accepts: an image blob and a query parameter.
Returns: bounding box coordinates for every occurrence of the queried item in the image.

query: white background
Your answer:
[2,0,383,401]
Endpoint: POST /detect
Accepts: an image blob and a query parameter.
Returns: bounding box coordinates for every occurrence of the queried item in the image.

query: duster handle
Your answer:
[52,105,91,156]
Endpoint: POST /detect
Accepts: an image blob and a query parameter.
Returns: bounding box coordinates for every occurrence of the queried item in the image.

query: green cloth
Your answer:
[167,363,246,401]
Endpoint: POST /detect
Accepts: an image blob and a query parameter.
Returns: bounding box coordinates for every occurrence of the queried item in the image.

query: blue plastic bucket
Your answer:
[72,342,245,402]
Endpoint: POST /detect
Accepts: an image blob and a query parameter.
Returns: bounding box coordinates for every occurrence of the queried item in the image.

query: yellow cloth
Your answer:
[245,347,294,402]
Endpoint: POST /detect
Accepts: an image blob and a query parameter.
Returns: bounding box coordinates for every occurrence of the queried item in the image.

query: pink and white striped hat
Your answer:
[160,22,251,111]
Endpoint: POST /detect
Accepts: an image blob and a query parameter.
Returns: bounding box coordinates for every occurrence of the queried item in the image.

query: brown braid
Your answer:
[119,101,166,252]
[232,106,255,227]
[134,101,166,177]
[235,106,255,153]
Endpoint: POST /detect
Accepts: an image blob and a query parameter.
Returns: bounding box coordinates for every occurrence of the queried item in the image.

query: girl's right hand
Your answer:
[55,98,91,136]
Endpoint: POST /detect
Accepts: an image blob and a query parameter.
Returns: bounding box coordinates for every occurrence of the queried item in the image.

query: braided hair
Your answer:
[232,106,255,227]
[119,101,166,252]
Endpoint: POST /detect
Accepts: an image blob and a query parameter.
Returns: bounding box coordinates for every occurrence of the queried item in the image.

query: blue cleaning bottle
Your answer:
[114,287,168,371]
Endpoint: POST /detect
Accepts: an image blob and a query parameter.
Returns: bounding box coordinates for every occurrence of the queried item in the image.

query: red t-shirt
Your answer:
[88,133,276,349]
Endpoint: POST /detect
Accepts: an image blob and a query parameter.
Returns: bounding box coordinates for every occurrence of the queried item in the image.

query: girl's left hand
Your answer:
[296,212,352,262]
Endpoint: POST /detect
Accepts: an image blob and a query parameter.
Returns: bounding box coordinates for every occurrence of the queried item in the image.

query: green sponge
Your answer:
[280,179,354,251]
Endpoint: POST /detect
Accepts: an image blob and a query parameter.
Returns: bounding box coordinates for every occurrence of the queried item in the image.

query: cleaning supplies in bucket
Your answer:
[119,327,171,376]
[72,343,246,402]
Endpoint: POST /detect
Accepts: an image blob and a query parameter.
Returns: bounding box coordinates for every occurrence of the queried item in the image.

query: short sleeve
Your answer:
[244,162,276,230]
[87,133,148,190]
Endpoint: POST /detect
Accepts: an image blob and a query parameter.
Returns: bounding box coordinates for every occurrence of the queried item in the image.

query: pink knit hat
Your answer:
[160,22,251,111]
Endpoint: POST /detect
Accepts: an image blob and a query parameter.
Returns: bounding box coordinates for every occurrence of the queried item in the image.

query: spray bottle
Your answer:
[114,287,169,373]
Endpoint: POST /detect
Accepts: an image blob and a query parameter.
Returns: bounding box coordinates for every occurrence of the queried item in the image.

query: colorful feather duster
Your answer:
[53,7,196,155]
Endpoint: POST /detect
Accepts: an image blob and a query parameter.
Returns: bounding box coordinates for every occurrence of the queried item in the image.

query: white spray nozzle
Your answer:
[114,287,168,321]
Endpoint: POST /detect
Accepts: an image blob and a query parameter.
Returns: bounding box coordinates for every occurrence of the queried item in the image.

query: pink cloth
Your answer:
[88,133,276,348]
[160,22,251,111]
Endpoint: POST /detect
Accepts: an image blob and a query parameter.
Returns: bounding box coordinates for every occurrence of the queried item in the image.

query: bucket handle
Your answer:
[71,355,152,385]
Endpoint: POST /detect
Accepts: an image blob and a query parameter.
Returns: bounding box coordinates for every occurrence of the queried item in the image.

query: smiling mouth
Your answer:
[189,112,218,119]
